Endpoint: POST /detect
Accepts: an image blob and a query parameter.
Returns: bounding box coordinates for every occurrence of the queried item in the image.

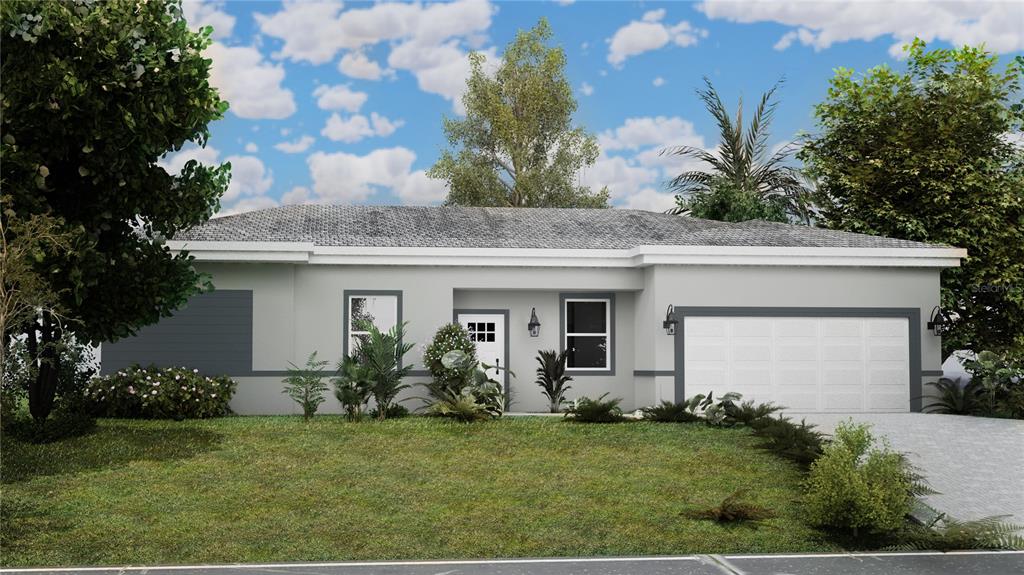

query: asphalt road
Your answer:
[3,552,1023,575]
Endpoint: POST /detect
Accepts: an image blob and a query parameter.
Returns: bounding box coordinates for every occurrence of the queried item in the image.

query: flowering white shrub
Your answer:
[86,366,236,419]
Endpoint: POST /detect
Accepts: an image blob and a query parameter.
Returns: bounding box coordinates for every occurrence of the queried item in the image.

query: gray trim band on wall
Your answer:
[559,292,616,376]
[672,307,923,412]
[921,370,944,377]
[634,370,674,377]
[454,308,511,407]
[244,369,432,378]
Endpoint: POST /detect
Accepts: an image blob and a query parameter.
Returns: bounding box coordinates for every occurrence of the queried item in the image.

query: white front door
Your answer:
[457,313,506,382]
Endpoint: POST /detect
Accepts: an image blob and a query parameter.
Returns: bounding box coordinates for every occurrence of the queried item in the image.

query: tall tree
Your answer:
[1,0,230,421]
[429,19,608,208]
[665,78,813,223]
[799,40,1024,354]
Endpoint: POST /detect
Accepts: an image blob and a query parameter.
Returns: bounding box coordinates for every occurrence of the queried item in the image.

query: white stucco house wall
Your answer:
[100,205,965,415]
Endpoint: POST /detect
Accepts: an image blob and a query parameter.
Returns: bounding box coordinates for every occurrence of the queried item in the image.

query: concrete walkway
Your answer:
[794,413,1024,523]
[3,552,1023,575]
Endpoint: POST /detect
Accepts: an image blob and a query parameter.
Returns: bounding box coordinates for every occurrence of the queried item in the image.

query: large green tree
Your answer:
[429,19,608,208]
[1,0,230,421]
[667,78,813,223]
[799,40,1024,354]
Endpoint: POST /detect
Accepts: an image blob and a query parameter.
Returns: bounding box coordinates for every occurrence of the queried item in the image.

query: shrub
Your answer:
[88,365,236,419]
[684,490,776,523]
[642,400,701,423]
[564,393,624,423]
[332,355,373,421]
[535,349,572,413]
[888,514,1024,551]
[3,334,97,424]
[963,350,1024,419]
[282,352,329,421]
[369,403,410,420]
[421,349,506,421]
[423,323,476,393]
[3,403,95,443]
[924,377,981,415]
[749,416,827,468]
[804,421,917,536]
[702,391,744,426]
[356,322,414,420]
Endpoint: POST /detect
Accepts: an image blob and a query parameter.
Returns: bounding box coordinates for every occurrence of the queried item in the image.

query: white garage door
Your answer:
[684,316,910,413]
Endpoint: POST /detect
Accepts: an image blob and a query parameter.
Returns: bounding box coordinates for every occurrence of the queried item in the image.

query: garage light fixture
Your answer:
[926,306,948,337]
[663,305,679,335]
[528,307,541,337]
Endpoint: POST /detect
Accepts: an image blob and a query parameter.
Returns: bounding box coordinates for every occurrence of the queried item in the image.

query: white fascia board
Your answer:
[166,240,966,269]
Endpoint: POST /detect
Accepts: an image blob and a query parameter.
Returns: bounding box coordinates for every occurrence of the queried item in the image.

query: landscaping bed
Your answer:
[0,416,835,567]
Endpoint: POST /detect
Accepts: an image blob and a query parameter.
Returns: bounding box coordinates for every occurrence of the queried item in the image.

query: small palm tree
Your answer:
[663,77,813,224]
[535,349,572,413]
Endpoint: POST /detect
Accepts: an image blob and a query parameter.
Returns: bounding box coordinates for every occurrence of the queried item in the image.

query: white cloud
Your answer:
[583,153,660,203]
[599,116,705,152]
[280,128,291,136]
[257,0,495,113]
[607,9,708,67]
[321,112,404,143]
[307,147,418,203]
[274,135,315,154]
[338,51,391,80]
[580,82,594,96]
[698,0,1024,55]
[620,188,678,212]
[222,155,273,203]
[205,43,296,119]
[159,144,221,175]
[396,170,448,205]
[182,0,235,40]
[652,76,666,87]
[244,142,259,153]
[281,186,313,205]
[312,84,368,112]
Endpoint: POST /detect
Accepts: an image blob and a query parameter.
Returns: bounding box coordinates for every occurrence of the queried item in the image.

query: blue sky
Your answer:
[162,1,1024,214]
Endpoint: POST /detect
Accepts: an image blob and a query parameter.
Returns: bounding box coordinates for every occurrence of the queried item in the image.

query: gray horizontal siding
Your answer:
[100,290,253,376]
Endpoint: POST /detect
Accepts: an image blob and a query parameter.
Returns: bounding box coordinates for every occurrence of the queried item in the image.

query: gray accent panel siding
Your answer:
[634,370,674,377]
[101,290,253,376]
[672,307,923,412]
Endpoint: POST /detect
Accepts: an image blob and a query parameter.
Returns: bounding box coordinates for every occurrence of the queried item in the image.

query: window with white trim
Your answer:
[347,294,398,354]
[564,298,611,370]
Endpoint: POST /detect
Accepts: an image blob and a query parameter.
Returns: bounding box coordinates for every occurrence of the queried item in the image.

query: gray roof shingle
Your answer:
[173,205,944,250]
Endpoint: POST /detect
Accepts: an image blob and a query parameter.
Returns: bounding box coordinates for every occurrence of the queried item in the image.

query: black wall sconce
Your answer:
[663,304,679,335]
[926,306,948,336]
[528,307,541,337]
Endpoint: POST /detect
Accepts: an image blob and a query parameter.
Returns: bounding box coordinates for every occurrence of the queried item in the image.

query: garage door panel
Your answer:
[683,315,910,413]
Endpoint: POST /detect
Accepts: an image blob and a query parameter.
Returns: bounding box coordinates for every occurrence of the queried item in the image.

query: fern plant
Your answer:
[724,399,783,426]
[641,400,701,423]
[684,490,776,523]
[749,415,827,468]
[887,514,1024,551]
[564,393,624,423]
[535,349,572,413]
[281,351,329,421]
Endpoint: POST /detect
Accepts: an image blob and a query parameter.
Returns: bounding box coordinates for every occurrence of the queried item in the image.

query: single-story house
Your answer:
[100,205,965,415]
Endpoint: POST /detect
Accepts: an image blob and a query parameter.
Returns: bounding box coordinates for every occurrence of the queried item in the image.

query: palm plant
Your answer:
[332,354,374,421]
[354,321,413,420]
[923,377,980,415]
[663,77,814,224]
[535,349,572,413]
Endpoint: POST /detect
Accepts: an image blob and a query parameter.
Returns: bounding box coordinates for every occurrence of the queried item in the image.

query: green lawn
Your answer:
[1,416,836,567]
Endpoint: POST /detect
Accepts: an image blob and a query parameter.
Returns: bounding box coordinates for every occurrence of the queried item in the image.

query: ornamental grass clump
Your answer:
[87,365,236,419]
[564,393,625,423]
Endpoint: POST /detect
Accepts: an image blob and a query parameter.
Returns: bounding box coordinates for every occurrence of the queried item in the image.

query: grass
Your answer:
[1,416,836,566]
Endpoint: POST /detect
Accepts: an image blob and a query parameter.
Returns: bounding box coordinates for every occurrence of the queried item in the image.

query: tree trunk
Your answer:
[26,311,61,423]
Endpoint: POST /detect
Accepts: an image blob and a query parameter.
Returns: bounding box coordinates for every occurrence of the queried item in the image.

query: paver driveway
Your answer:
[795,413,1024,523]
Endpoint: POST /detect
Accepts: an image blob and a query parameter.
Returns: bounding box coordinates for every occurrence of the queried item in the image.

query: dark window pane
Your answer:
[566,336,607,368]
[486,322,495,331]
[486,333,495,342]
[567,301,607,334]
